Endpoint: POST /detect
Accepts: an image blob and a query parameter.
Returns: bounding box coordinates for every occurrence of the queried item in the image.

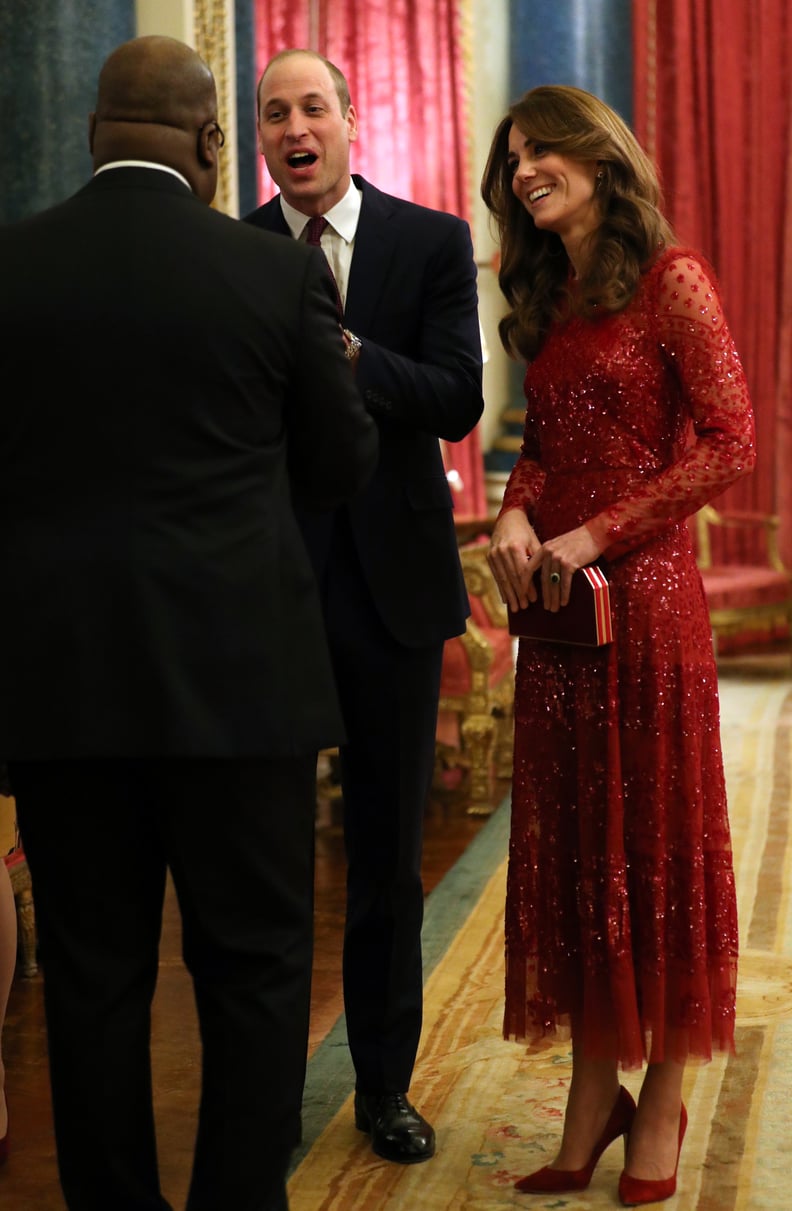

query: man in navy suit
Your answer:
[0,36,377,1211]
[246,49,484,1164]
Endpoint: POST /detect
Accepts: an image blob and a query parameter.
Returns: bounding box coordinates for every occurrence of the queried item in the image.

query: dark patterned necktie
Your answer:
[304,216,343,318]
[305,215,328,246]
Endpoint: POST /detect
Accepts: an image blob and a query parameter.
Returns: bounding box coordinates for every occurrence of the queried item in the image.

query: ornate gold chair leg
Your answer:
[461,713,496,816]
[493,704,514,781]
[16,883,38,977]
[9,859,38,977]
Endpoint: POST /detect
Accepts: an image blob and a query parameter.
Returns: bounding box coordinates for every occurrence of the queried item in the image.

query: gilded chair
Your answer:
[3,846,37,977]
[693,504,792,655]
[438,543,515,815]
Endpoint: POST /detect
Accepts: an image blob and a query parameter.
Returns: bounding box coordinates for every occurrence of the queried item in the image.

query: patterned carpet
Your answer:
[288,657,792,1210]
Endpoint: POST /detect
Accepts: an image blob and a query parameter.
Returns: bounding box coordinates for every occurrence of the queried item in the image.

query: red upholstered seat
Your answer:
[3,847,25,874]
[692,505,792,655]
[698,566,791,612]
[440,596,515,696]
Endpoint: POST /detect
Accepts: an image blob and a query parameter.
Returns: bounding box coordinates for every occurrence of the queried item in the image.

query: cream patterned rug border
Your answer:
[288,662,792,1209]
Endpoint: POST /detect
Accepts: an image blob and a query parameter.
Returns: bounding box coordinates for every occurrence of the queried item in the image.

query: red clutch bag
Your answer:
[508,564,613,646]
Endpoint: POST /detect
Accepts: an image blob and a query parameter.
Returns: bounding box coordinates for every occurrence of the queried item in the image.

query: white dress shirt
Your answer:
[280,179,362,309]
[94,161,193,191]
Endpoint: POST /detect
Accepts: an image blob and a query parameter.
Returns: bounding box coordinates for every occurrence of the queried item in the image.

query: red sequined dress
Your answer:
[501,248,755,1068]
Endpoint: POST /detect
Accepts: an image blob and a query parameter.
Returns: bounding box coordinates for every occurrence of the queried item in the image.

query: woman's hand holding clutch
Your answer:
[535,523,603,610]
[487,508,540,611]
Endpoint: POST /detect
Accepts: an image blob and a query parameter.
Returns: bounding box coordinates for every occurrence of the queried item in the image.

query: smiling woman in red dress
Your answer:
[482,86,755,1207]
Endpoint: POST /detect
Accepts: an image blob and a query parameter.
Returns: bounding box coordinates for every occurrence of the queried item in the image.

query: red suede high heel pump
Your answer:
[618,1102,687,1206]
[515,1085,636,1194]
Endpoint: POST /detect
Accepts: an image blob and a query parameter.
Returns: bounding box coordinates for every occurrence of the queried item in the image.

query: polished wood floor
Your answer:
[1,766,505,1210]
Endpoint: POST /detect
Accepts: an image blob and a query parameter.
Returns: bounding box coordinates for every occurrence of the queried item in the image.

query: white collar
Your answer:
[279,178,362,243]
[94,161,193,192]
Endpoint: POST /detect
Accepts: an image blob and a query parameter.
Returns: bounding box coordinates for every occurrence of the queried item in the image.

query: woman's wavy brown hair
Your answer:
[481,85,674,360]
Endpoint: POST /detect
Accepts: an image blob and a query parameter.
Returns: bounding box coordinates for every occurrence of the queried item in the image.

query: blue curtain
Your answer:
[235,0,259,217]
[0,0,134,223]
[509,0,632,123]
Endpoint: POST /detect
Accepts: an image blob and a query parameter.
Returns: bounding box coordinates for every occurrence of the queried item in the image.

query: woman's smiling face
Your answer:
[507,123,601,247]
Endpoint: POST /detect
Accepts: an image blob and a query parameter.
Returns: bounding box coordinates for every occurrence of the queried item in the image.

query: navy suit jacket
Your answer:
[0,168,378,759]
[245,177,484,648]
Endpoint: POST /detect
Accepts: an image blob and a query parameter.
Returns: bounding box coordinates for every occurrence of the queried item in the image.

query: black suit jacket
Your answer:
[0,167,378,758]
[245,177,484,647]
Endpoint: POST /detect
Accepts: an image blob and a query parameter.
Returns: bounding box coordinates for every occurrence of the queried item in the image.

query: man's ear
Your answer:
[88,112,96,154]
[197,123,216,169]
[346,104,358,144]
[195,126,219,205]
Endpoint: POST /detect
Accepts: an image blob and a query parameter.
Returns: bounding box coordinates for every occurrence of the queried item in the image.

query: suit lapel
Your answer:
[251,182,396,331]
[344,179,399,332]
[250,197,291,236]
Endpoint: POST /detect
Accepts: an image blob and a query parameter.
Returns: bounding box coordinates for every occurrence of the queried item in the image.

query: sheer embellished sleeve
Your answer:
[586,252,756,559]
[497,408,546,523]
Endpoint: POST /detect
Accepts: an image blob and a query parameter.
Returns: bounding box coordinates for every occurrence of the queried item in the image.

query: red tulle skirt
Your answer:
[504,529,738,1069]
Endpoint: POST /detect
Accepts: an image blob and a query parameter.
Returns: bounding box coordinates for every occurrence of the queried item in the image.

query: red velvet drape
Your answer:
[633,1,792,564]
[254,0,486,518]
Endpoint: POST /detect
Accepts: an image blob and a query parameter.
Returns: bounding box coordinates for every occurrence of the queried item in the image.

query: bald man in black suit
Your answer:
[0,36,376,1211]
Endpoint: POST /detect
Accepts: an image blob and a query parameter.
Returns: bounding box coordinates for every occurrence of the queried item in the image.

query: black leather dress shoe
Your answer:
[354,1091,436,1164]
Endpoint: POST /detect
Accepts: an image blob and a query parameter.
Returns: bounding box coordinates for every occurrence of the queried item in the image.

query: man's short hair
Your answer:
[257,50,351,117]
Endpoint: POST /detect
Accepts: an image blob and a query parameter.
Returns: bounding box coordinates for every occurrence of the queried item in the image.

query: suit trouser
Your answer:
[11,756,316,1211]
[323,520,444,1094]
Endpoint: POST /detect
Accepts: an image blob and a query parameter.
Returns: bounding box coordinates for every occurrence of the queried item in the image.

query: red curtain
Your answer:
[253,0,486,519]
[633,1,792,564]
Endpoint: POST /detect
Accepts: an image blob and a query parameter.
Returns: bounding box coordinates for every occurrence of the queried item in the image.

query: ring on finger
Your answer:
[549,570,561,585]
